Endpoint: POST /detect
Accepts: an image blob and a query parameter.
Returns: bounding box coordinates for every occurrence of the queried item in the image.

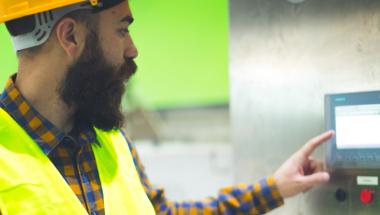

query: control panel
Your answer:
[322,170,380,214]
[322,91,380,214]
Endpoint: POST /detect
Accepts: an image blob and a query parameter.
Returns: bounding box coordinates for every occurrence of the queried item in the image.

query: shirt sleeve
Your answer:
[121,131,284,215]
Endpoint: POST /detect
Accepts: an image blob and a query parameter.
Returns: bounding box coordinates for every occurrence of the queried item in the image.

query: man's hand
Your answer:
[274,131,334,198]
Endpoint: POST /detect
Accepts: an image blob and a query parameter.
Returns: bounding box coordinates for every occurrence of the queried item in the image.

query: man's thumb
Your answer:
[301,172,330,187]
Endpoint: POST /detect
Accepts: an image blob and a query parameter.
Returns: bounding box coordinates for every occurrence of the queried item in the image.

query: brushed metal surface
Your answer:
[229,0,380,214]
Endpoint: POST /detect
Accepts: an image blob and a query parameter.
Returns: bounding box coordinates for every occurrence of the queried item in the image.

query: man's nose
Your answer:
[124,36,138,59]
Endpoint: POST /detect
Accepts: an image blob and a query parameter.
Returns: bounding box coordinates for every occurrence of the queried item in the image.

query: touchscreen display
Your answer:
[335,104,380,149]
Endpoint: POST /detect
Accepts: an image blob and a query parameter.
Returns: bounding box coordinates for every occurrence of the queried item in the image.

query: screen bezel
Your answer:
[325,91,380,169]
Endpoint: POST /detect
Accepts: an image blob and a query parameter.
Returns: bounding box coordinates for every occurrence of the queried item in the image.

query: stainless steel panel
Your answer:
[229,0,380,214]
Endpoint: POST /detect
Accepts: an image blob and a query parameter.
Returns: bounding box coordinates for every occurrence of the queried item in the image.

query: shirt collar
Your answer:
[0,75,98,155]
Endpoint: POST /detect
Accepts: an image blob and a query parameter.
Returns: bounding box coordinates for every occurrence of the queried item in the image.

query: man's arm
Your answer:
[121,131,284,214]
[121,130,333,214]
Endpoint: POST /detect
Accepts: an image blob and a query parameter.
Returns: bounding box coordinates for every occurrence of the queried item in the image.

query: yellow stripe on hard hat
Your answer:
[0,0,98,23]
[89,0,98,6]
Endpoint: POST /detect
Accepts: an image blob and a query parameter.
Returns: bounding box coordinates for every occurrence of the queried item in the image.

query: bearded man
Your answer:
[0,0,332,214]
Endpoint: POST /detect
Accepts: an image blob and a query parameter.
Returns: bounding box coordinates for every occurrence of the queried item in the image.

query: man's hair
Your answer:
[5,9,98,54]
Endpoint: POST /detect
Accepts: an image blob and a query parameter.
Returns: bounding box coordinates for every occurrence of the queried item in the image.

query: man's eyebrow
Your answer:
[120,15,134,24]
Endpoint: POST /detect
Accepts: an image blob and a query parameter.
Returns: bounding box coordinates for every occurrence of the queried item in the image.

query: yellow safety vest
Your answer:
[0,108,156,215]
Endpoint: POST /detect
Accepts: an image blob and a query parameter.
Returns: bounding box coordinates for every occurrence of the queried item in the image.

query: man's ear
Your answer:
[54,18,85,59]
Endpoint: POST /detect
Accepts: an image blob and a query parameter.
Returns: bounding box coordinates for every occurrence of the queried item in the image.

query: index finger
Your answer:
[299,130,334,157]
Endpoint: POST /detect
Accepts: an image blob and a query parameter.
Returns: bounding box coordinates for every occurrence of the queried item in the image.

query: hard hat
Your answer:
[0,0,125,23]
[1,0,125,51]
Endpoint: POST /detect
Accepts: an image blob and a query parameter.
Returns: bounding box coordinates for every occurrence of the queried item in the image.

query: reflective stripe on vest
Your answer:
[0,108,156,215]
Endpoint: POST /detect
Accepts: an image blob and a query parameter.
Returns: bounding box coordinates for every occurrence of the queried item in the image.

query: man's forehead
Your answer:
[103,1,133,22]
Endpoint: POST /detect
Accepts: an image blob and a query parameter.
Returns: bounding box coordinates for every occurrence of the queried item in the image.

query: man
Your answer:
[0,0,333,214]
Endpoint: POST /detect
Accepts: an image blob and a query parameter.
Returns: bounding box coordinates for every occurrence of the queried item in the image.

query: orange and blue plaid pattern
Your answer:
[0,76,284,215]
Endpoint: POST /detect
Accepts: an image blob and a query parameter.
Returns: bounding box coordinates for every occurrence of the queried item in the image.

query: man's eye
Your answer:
[118,28,130,36]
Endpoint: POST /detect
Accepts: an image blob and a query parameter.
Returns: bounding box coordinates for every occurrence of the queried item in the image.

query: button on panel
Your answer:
[360,189,375,205]
[335,188,347,202]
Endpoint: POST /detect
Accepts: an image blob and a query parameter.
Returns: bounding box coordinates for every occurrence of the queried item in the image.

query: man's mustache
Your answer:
[119,58,137,81]
[107,58,137,91]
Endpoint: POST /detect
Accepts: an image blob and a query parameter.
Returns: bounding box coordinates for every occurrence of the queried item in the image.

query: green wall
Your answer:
[0,24,17,86]
[0,0,229,109]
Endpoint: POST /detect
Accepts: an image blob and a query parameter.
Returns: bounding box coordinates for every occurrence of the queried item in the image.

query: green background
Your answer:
[0,0,229,109]
[0,24,17,87]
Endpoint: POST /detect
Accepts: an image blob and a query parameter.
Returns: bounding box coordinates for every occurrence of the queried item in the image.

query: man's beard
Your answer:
[59,31,137,131]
